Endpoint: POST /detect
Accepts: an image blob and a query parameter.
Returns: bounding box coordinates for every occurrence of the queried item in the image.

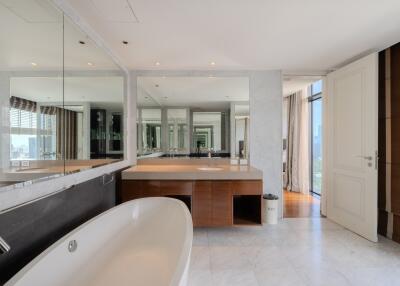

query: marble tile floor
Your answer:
[188,218,400,286]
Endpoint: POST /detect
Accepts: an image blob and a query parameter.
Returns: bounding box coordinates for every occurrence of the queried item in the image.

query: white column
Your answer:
[128,72,137,165]
[249,71,283,217]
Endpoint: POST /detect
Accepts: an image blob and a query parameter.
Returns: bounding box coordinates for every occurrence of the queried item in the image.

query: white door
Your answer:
[325,53,378,242]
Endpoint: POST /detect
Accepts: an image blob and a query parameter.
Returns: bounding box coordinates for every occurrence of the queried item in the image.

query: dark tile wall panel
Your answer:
[0,172,120,284]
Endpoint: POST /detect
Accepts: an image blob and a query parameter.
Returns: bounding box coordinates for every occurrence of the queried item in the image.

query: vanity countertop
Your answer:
[2,159,120,182]
[122,164,262,180]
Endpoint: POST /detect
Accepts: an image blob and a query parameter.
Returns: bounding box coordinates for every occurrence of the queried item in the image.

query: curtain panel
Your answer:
[285,89,310,194]
[9,96,37,112]
[56,108,77,160]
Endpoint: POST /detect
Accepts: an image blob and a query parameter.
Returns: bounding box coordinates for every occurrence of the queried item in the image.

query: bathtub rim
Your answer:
[5,197,193,286]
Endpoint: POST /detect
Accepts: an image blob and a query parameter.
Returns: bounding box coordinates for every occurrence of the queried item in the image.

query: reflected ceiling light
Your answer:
[31,62,37,66]
[87,62,94,66]
[210,61,216,66]
[155,62,160,66]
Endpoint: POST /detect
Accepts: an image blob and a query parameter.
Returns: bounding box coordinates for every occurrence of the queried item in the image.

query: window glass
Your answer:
[311,80,322,95]
[141,109,162,153]
[167,109,188,152]
[192,112,223,152]
[311,98,322,194]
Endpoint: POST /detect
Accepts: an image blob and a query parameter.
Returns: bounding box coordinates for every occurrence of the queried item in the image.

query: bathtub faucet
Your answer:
[0,236,11,254]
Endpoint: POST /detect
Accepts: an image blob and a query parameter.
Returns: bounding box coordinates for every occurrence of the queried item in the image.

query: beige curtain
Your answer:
[56,108,77,160]
[285,88,310,194]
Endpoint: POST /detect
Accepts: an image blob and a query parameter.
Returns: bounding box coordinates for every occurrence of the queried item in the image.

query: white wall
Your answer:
[249,71,283,217]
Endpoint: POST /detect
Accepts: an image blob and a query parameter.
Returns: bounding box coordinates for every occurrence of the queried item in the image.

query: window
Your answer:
[167,109,188,152]
[192,112,225,152]
[141,109,162,152]
[39,113,57,159]
[310,80,323,195]
[10,108,38,160]
[10,106,57,160]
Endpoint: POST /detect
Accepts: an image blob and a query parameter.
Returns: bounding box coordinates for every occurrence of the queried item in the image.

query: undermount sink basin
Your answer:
[197,167,224,171]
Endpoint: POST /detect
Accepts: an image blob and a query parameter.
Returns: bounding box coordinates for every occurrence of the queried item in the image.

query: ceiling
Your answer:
[65,0,400,71]
[10,76,124,108]
[0,0,120,71]
[283,76,321,97]
[137,76,249,109]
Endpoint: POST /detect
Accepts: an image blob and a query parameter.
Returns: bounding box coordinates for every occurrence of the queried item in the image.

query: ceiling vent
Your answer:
[0,0,61,23]
[90,0,138,23]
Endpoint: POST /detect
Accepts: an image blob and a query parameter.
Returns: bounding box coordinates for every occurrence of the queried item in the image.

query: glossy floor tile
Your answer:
[188,218,400,286]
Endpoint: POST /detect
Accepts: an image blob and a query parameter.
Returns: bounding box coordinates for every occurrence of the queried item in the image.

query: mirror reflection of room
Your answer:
[137,76,249,160]
[0,1,125,189]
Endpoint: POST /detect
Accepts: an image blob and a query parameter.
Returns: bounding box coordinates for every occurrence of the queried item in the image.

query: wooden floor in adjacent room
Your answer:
[283,190,321,218]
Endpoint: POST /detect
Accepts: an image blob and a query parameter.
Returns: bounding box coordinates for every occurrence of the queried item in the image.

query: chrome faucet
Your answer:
[0,236,10,254]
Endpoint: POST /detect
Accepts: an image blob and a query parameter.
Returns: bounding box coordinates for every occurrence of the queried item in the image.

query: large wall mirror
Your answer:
[137,76,249,160]
[0,0,125,190]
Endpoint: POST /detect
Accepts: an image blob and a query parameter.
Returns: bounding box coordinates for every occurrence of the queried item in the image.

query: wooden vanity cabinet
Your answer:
[192,181,213,226]
[192,181,233,226]
[121,179,262,227]
[211,181,233,226]
[121,180,160,201]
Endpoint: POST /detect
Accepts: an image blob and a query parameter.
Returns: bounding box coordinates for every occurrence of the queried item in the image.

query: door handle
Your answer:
[355,155,373,160]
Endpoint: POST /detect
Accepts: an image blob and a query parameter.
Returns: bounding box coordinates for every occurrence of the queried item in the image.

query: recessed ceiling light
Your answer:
[210,61,216,66]
[31,62,37,66]
[122,41,128,45]
[87,62,93,66]
[79,40,85,45]
[155,62,160,66]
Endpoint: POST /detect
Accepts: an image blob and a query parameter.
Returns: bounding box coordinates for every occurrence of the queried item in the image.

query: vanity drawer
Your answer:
[121,180,161,201]
[232,180,262,195]
[160,180,193,195]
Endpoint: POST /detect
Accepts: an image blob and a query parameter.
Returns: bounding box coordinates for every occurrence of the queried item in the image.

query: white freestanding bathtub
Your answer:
[6,197,193,286]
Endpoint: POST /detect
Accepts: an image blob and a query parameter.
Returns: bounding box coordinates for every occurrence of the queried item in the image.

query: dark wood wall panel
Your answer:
[391,44,400,119]
[393,214,400,243]
[378,43,400,243]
